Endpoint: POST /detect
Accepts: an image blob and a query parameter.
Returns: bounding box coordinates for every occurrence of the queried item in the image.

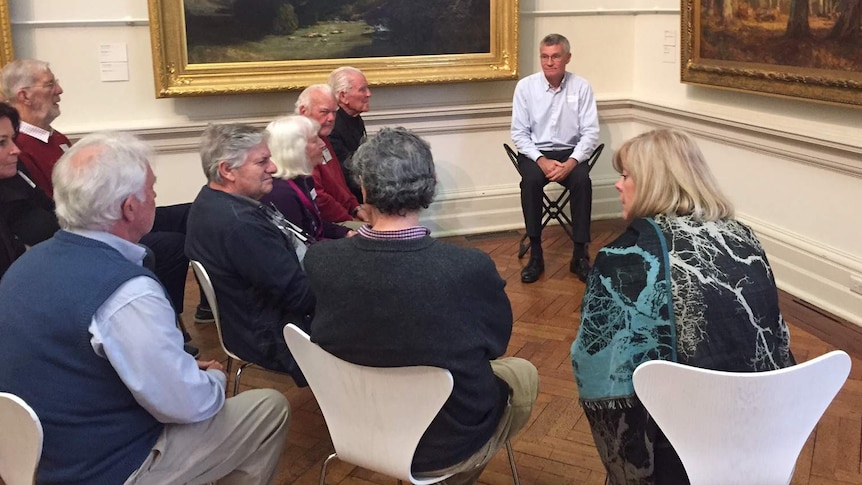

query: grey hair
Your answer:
[199,123,268,183]
[294,84,335,114]
[352,127,436,216]
[53,131,152,231]
[328,66,363,97]
[267,115,320,179]
[1,59,51,100]
[541,33,570,55]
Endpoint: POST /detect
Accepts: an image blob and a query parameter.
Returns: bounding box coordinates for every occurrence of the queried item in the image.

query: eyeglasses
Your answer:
[22,78,60,90]
[540,54,564,62]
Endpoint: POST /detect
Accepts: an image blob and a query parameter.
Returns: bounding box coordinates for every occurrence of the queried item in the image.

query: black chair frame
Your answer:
[504,143,605,259]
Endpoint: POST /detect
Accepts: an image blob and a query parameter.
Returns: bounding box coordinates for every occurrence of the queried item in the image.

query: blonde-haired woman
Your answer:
[262,115,352,242]
[571,129,794,484]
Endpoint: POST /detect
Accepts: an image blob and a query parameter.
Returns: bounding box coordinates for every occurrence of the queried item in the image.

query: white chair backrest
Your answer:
[190,260,242,362]
[0,392,43,485]
[633,351,851,485]
[283,324,454,484]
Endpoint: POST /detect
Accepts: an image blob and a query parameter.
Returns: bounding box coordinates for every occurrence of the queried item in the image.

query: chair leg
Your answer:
[234,362,251,396]
[320,452,337,485]
[505,439,520,485]
[224,357,234,391]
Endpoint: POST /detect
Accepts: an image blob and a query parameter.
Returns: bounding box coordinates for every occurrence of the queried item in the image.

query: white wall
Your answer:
[9,0,862,326]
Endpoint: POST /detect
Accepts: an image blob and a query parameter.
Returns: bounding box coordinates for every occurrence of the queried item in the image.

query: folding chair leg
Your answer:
[505,439,520,485]
[320,452,337,485]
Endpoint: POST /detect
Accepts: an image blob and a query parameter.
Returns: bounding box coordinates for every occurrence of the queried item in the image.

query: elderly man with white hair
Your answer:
[295,83,369,226]
[0,131,289,485]
[328,66,372,203]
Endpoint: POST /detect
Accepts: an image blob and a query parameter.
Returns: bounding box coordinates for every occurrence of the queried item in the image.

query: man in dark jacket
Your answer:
[186,123,315,386]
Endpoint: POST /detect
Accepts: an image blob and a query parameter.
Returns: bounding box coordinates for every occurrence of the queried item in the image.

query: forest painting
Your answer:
[185,0,490,64]
[682,0,862,106]
[148,0,518,97]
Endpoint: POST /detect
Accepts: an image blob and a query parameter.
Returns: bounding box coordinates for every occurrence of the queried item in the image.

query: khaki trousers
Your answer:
[124,389,290,485]
[417,357,540,485]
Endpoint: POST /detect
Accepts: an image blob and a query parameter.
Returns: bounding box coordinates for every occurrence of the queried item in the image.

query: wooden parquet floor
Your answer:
[181,220,862,485]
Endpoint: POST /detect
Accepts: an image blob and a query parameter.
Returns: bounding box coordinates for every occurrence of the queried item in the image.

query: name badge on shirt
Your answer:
[310,188,318,200]
[322,147,332,164]
[566,95,576,103]
[60,143,70,152]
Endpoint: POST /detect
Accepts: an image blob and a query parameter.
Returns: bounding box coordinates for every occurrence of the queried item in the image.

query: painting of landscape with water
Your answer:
[184,0,491,63]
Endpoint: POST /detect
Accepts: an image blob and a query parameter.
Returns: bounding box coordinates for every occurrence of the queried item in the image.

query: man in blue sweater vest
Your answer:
[0,132,289,484]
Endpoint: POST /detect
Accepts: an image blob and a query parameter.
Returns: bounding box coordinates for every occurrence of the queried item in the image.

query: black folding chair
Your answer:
[504,143,605,259]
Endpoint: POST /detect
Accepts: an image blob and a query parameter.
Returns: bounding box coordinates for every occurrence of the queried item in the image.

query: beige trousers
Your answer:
[124,389,290,485]
[417,357,540,485]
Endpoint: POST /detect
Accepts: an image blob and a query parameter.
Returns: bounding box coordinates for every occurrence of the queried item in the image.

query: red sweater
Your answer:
[312,137,360,223]
[16,130,71,199]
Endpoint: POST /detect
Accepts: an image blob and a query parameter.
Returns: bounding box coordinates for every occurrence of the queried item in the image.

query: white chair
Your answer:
[190,260,255,396]
[283,323,521,485]
[632,350,852,485]
[0,392,43,485]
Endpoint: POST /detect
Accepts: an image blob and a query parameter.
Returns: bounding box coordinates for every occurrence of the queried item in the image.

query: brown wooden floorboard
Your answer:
[171,220,862,485]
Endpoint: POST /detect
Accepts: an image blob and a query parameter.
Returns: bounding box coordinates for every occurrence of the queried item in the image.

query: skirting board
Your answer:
[421,180,621,238]
[740,215,862,328]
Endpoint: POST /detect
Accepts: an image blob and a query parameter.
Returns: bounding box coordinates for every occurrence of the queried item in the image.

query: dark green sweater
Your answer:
[305,235,512,472]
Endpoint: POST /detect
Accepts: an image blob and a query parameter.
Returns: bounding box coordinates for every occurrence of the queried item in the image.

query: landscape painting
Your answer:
[185,0,490,63]
[148,0,518,97]
[681,0,862,107]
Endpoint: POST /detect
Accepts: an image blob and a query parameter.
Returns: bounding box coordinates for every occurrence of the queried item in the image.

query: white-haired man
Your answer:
[328,66,372,203]
[0,131,289,484]
[185,123,315,386]
[1,58,214,330]
[295,83,369,226]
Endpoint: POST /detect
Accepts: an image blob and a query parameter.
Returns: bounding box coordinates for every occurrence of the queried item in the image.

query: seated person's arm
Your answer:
[510,83,543,163]
[226,220,315,315]
[570,83,600,165]
[92,276,226,424]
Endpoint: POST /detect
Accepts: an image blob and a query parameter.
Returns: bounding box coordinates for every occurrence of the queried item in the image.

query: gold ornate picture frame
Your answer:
[148,0,518,98]
[681,0,862,107]
[0,0,13,68]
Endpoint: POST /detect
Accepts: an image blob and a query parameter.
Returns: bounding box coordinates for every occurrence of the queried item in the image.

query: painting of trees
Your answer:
[698,0,861,70]
[685,0,862,106]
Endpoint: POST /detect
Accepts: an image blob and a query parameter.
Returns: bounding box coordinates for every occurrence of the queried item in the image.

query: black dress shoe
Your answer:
[570,257,591,282]
[521,257,545,283]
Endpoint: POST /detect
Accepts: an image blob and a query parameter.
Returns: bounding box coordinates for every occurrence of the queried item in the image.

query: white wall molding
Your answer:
[72,99,860,179]
[521,9,679,17]
[628,100,862,179]
[11,19,149,28]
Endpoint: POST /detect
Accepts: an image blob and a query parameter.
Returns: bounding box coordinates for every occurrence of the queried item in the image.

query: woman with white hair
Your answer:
[571,129,795,484]
[262,115,352,243]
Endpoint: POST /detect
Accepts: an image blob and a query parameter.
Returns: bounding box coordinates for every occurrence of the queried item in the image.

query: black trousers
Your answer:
[140,203,192,314]
[518,149,592,244]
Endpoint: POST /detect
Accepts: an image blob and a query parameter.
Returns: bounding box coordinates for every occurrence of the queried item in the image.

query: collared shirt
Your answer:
[511,71,600,164]
[357,224,430,240]
[19,121,52,143]
[76,229,226,424]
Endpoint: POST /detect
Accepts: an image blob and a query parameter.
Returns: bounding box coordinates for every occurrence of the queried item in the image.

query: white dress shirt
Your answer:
[511,71,600,164]
[76,229,226,424]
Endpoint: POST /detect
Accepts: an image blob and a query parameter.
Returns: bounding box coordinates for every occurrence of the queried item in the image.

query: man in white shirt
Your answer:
[511,33,600,283]
[0,131,289,484]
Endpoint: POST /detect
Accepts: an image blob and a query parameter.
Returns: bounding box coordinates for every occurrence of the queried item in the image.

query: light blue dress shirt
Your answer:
[511,71,600,164]
[75,229,226,424]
